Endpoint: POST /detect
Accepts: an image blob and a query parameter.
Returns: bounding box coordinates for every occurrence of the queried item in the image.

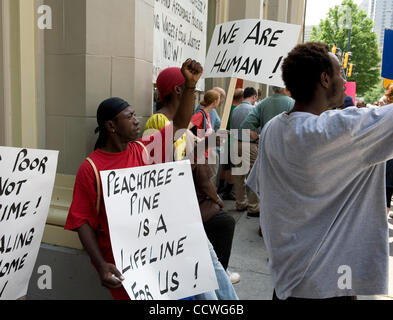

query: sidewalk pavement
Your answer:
[223,199,393,300]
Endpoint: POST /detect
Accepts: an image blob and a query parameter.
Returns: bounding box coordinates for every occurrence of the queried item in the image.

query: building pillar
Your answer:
[45,0,154,176]
[0,0,4,146]
[1,0,38,148]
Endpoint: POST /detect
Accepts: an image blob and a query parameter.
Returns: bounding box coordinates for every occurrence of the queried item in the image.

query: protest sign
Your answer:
[384,78,393,89]
[0,147,58,300]
[203,19,302,88]
[153,0,208,90]
[382,29,393,81]
[345,82,356,103]
[101,160,218,300]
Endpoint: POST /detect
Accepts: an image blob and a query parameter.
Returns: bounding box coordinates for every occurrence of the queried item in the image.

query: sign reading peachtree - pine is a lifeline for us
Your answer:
[101,160,218,300]
[0,147,58,300]
[203,19,301,87]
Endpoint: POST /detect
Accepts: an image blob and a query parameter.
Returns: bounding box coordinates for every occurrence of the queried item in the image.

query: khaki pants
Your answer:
[233,141,259,213]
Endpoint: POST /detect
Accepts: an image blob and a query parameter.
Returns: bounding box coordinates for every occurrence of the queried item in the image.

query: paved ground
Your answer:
[223,199,393,300]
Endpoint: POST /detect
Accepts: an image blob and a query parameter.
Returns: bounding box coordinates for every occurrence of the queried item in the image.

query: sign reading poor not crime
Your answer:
[0,147,58,300]
[101,160,218,300]
[203,19,301,87]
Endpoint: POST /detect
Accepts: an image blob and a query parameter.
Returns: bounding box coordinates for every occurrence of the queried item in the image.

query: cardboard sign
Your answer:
[153,0,208,90]
[345,82,356,103]
[100,160,218,300]
[0,147,58,300]
[382,29,393,80]
[203,19,301,87]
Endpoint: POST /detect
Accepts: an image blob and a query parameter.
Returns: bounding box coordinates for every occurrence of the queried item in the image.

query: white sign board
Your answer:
[203,19,302,87]
[101,160,218,300]
[153,0,208,90]
[0,147,58,300]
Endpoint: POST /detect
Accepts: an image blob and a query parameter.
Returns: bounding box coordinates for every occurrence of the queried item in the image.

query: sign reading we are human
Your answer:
[153,0,208,90]
[101,160,218,300]
[0,147,58,300]
[203,19,302,87]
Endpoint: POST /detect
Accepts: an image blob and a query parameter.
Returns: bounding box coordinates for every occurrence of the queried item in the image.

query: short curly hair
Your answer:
[282,42,334,102]
[385,83,393,104]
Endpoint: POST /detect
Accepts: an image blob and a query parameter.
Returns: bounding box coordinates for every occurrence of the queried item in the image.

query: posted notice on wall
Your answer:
[153,0,208,90]
[0,147,58,300]
[203,19,302,87]
[101,160,218,300]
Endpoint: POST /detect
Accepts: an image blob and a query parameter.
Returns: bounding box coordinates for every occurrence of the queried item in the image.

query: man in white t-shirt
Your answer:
[248,42,393,300]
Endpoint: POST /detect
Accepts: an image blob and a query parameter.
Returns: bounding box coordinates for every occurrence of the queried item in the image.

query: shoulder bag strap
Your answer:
[135,141,151,163]
[86,157,101,215]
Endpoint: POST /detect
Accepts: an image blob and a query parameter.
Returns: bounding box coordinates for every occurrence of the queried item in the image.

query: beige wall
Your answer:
[45,0,154,175]
[0,1,4,146]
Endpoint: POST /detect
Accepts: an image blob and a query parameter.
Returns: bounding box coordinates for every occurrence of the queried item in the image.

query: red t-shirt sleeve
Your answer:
[65,160,99,231]
[191,112,204,129]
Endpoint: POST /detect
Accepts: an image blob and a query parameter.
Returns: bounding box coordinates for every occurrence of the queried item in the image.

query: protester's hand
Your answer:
[98,262,125,289]
[216,196,225,209]
[250,130,259,143]
[181,59,203,88]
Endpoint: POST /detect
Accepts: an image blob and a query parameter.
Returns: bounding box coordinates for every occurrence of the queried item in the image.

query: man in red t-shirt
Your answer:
[65,59,203,300]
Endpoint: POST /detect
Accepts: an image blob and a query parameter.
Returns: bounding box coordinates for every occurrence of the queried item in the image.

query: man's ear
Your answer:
[105,120,116,133]
[320,72,330,89]
[174,85,183,95]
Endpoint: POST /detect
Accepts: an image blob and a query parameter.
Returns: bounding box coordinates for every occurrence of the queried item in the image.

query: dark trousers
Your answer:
[203,211,236,270]
[273,290,357,301]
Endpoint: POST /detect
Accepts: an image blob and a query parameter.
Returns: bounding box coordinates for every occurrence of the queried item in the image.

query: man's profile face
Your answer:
[327,53,347,108]
[113,106,140,142]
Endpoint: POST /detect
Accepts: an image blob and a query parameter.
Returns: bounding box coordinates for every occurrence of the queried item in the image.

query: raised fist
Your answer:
[181,59,203,88]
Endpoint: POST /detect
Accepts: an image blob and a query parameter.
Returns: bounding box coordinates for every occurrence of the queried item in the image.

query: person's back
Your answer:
[248,42,392,300]
[258,90,294,127]
[230,88,258,142]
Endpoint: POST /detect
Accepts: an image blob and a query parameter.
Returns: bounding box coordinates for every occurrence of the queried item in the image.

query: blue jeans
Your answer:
[194,239,239,300]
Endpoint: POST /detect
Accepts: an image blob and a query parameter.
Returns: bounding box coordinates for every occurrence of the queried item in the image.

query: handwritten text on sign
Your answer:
[0,147,58,300]
[101,160,218,300]
[203,19,301,87]
[153,0,208,90]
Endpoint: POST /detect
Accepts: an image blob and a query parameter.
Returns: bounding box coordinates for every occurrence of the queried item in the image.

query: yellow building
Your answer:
[0,0,306,299]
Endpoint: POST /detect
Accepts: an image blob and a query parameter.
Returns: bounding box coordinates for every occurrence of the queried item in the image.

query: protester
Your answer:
[230,87,260,217]
[356,98,366,108]
[188,90,220,165]
[217,88,244,200]
[248,42,393,300]
[382,84,393,218]
[241,86,294,236]
[64,59,203,300]
[241,86,294,138]
[143,69,239,298]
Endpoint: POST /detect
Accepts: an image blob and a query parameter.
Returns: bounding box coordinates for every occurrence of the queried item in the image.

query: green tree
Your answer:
[363,81,385,104]
[310,0,381,96]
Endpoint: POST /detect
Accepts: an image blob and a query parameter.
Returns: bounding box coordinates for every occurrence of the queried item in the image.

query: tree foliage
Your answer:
[310,0,381,96]
[363,81,385,104]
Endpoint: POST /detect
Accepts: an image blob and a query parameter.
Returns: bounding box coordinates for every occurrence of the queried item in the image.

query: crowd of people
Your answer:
[65,42,393,301]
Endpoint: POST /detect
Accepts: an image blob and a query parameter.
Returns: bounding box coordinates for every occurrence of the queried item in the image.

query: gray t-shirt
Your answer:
[247,106,393,299]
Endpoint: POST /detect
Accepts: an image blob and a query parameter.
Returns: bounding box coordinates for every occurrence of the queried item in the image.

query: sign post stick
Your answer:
[220,77,238,130]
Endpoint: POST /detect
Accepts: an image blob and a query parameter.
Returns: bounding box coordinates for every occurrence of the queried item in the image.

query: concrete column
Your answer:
[45,0,154,175]
[0,0,4,145]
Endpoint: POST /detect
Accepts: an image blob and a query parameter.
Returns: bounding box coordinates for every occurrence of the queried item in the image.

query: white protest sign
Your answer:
[0,147,58,300]
[153,0,208,90]
[203,19,302,87]
[101,160,218,300]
